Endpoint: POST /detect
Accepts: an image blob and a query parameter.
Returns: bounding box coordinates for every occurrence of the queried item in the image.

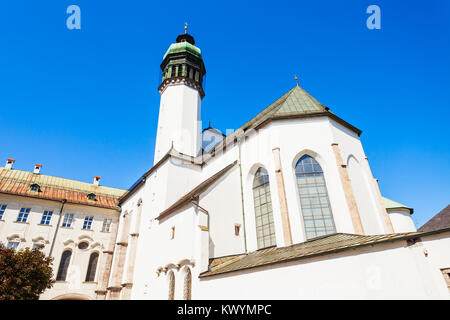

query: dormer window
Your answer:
[87,193,96,201]
[30,183,40,192]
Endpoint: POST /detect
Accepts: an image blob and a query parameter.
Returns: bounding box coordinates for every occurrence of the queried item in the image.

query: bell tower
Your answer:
[154,27,206,164]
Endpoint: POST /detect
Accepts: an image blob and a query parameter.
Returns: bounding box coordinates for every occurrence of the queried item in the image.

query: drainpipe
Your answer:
[238,136,248,253]
[49,199,67,257]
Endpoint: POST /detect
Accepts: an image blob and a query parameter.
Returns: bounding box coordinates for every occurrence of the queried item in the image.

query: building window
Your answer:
[30,183,41,192]
[83,216,94,230]
[441,268,450,292]
[62,214,74,227]
[85,252,99,282]
[253,168,276,249]
[295,155,336,239]
[168,270,175,300]
[56,250,72,281]
[78,242,89,250]
[183,266,192,300]
[0,205,6,220]
[170,226,175,240]
[17,208,31,223]
[7,241,19,250]
[40,211,53,225]
[234,224,241,236]
[101,219,112,232]
[32,243,44,250]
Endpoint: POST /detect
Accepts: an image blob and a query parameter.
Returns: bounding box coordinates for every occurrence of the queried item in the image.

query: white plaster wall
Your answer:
[388,209,417,233]
[196,241,450,299]
[421,231,450,297]
[131,205,200,300]
[329,120,388,234]
[0,194,119,300]
[198,165,245,258]
[347,155,384,234]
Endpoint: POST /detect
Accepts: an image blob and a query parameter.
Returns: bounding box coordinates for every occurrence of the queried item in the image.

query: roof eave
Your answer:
[252,111,362,136]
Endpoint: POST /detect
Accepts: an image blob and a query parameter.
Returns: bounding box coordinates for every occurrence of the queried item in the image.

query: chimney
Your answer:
[5,159,15,170]
[33,164,42,174]
[93,176,101,186]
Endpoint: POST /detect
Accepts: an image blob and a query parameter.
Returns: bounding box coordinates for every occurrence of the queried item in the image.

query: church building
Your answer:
[1,30,450,300]
[106,31,450,299]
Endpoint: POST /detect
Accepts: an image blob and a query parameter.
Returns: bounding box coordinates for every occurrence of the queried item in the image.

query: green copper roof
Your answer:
[163,41,202,59]
[383,197,413,213]
[240,85,328,131]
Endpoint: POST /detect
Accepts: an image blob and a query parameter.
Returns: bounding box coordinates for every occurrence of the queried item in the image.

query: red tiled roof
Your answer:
[0,167,126,210]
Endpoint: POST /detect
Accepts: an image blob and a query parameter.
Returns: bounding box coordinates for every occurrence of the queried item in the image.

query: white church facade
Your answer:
[1,31,450,299]
[108,32,450,300]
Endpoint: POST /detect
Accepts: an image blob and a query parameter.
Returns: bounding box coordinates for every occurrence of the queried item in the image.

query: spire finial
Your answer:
[184,22,188,34]
[294,74,299,86]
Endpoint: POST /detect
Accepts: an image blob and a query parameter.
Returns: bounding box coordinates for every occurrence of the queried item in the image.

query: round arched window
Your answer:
[78,242,89,250]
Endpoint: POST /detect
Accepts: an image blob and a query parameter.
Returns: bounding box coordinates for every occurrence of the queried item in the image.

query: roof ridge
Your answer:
[0,167,126,193]
[240,86,296,130]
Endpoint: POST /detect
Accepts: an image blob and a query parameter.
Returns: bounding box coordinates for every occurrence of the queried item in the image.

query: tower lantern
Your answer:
[159,31,206,98]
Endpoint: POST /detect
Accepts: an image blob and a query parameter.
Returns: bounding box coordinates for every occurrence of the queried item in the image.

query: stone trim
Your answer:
[364,157,395,233]
[272,148,293,246]
[331,143,364,235]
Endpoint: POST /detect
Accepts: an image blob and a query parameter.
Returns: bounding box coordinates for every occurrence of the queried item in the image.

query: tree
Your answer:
[0,243,55,300]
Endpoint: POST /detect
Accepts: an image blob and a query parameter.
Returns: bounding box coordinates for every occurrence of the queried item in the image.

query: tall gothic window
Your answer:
[253,168,276,249]
[295,155,336,239]
[85,252,99,282]
[183,266,192,300]
[56,250,72,281]
[168,271,175,300]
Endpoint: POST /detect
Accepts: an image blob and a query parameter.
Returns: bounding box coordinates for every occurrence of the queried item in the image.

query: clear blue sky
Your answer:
[0,1,449,228]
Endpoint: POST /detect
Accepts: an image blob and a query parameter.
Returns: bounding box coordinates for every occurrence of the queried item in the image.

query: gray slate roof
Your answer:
[419,205,450,232]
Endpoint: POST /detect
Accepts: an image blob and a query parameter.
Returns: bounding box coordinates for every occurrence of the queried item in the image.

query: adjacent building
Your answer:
[0,160,126,300]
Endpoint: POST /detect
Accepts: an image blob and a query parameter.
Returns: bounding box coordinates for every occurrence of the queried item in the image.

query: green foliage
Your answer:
[0,243,55,300]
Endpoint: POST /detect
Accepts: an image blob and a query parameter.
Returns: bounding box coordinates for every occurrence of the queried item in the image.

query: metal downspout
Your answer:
[238,136,248,253]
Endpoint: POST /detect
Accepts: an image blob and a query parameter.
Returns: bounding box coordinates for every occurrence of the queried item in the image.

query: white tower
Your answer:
[154,31,206,164]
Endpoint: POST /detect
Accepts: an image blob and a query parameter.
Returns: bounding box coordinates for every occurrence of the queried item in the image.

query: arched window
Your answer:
[168,271,175,300]
[295,155,336,239]
[85,252,99,282]
[253,168,276,249]
[56,250,72,281]
[183,266,192,300]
